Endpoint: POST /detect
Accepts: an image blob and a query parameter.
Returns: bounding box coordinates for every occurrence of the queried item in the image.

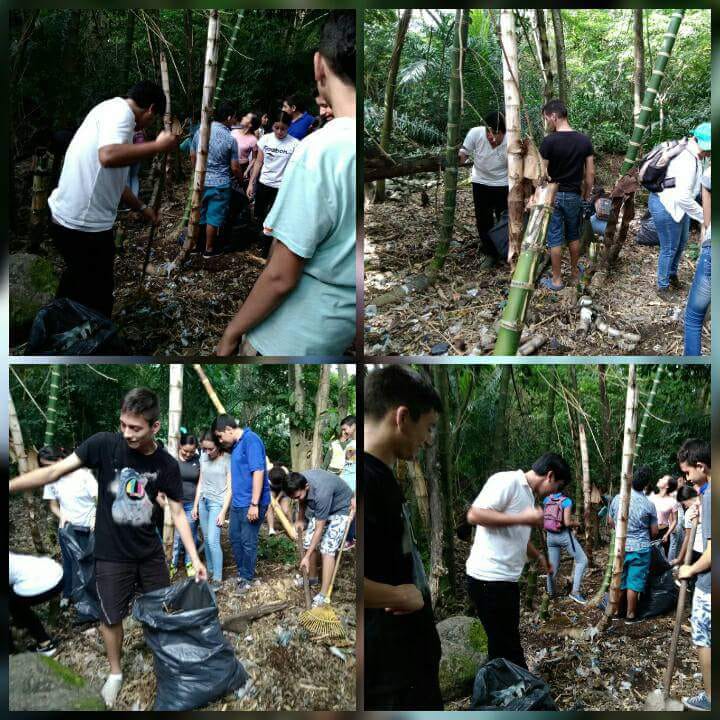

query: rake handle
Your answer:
[325,510,354,601]
[295,518,312,609]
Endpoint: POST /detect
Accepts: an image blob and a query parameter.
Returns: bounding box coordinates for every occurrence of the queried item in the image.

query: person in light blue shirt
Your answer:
[215,12,356,357]
[608,465,659,623]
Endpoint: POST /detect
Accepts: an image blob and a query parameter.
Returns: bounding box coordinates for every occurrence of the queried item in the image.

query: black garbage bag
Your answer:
[488,211,509,259]
[637,569,678,620]
[636,216,659,246]
[470,658,557,711]
[27,298,118,355]
[133,580,247,710]
[58,524,101,624]
[648,543,671,577]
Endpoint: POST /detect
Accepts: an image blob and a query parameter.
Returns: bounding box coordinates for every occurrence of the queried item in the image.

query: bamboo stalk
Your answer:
[493,182,558,355]
[192,364,226,414]
[43,366,61,446]
[579,422,593,563]
[535,10,554,103]
[588,530,615,606]
[165,364,184,557]
[635,365,664,457]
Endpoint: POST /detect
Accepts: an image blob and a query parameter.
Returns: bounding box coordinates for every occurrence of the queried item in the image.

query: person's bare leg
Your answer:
[99,623,123,674]
[698,647,711,699]
[550,246,563,287]
[615,590,627,618]
[206,224,218,253]
[320,552,336,596]
[569,240,581,282]
[626,589,639,618]
[266,503,276,533]
[308,549,318,580]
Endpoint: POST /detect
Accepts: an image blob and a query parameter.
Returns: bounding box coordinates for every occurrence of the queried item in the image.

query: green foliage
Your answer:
[257,533,297,565]
[467,619,488,653]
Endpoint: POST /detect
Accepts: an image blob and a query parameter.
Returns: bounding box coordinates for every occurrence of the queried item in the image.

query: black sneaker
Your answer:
[656,287,672,301]
[203,248,222,259]
[33,639,59,657]
[624,616,642,625]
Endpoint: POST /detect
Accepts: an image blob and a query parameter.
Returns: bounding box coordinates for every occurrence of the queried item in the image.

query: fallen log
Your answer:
[221,601,289,633]
[365,154,445,182]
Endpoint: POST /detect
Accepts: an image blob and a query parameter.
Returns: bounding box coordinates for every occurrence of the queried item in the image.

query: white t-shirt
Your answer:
[466,469,534,582]
[42,468,98,528]
[684,501,704,553]
[9,553,64,597]
[461,126,509,186]
[257,133,300,188]
[658,140,704,224]
[48,97,136,231]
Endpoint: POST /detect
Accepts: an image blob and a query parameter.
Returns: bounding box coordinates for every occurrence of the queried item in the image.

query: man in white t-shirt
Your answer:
[47,81,178,318]
[216,11,356,357]
[465,452,571,669]
[459,112,509,268]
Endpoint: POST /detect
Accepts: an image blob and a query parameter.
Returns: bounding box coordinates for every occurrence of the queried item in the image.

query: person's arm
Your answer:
[48,498,62,523]
[217,472,232,526]
[98,131,177,168]
[192,472,203,521]
[583,156,595,201]
[467,506,543,527]
[563,505,579,528]
[168,497,206,580]
[672,526,692,566]
[246,468,265,521]
[527,540,552,573]
[649,522,659,539]
[9,453,84,493]
[679,539,711,579]
[665,508,677,539]
[120,186,158,224]
[300,518,326,572]
[364,577,424,613]
[702,183,711,234]
[231,159,242,180]
[216,243,305,355]
[248,147,264,198]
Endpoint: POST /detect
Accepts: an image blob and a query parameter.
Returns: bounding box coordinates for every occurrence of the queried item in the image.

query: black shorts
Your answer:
[95,555,170,625]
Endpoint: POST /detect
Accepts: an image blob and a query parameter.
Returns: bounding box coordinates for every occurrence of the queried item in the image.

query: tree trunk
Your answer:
[165,364,184,558]
[635,365,664,458]
[43,366,62,446]
[597,364,613,493]
[578,422,594,566]
[288,366,311,470]
[425,416,445,609]
[374,9,412,203]
[184,10,196,119]
[550,10,567,104]
[9,391,44,553]
[432,9,469,271]
[407,461,430,532]
[566,366,582,509]
[493,182,559,355]
[193,364,226,413]
[500,10,524,264]
[337,364,349,421]
[492,365,511,471]
[310,365,330,468]
[365,153,445,182]
[535,10,554,103]
[597,364,638,630]
[633,9,645,121]
[122,10,136,88]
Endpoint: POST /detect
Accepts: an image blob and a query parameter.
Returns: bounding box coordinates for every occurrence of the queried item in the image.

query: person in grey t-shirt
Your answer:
[283,468,355,608]
[676,438,711,711]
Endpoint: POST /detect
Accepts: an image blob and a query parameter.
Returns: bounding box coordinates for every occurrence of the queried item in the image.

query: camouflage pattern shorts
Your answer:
[691,587,711,647]
[304,514,350,555]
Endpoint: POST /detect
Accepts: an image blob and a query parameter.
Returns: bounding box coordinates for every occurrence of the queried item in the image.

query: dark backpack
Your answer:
[638,139,688,193]
[543,496,565,532]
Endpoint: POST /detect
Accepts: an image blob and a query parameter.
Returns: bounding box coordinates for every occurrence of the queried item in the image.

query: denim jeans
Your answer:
[58,525,76,599]
[172,501,199,566]
[546,529,588,595]
[649,193,690,289]
[547,191,583,248]
[684,243,711,355]
[198,496,225,581]
[230,504,268,581]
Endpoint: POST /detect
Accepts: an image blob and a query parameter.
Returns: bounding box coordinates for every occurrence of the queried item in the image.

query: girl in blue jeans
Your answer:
[648,192,690,291]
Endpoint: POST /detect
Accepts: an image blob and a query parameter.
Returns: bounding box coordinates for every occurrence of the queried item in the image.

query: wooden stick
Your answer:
[221,601,289,632]
[192,364,226,414]
[270,493,296,540]
[326,511,354,601]
[295,524,311,609]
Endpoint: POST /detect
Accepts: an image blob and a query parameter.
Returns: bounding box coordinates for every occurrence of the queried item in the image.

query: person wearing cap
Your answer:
[648,123,711,300]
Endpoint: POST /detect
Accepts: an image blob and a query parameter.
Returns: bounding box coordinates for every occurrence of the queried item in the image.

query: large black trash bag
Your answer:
[648,543,670,577]
[637,569,678,620]
[636,216,660,246]
[58,524,101,624]
[27,298,118,355]
[470,658,557,711]
[488,211,509,259]
[133,579,248,710]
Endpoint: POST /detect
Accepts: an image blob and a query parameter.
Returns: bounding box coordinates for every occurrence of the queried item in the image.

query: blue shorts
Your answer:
[200,185,232,228]
[547,191,583,248]
[621,549,651,592]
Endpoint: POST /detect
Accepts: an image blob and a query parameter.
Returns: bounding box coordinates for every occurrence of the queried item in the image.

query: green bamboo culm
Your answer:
[589,530,616,606]
[43,365,61,446]
[635,365,664,456]
[493,183,558,356]
[432,9,469,272]
[182,10,245,225]
[619,10,685,175]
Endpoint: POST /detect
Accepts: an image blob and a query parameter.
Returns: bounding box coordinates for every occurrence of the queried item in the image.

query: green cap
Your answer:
[693,122,711,151]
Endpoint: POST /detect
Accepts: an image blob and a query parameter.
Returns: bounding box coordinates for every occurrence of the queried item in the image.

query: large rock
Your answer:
[9,253,58,338]
[9,653,105,711]
[437,615,488,702]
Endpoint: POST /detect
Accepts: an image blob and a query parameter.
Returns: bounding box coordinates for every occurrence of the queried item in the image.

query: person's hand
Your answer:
[191,505,199,521]
[299,554,311,575]
[678,564,695,581]
[193,560,208,583]
[671,557,682,567]
[247,505,259,522]
[141,206,159,225]
[243,168,251,180]
[155,129,179,152]
[58,511,68,530]
[538,555,553,575]
[215,333,240,357]
[686,504,700,523]
[385,584,424,615]
[519,507,545,527]
[247,184,256,200]
[216,512,226,527]
[294,521,305,535]
[662,531,670,544]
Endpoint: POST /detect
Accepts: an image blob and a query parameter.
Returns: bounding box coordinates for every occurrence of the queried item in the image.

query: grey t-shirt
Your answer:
[696,488,711,593]
[304,468,353,520]
[199,452,231,505]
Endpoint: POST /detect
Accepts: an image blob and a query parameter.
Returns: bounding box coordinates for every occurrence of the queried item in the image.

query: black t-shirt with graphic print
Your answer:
[75,432,182,562]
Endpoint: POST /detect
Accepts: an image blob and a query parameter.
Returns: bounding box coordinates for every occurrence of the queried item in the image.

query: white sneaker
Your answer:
[311,592,329,608]
[268,529,277,536]
[59,598,70,610]
[101,673,123,708]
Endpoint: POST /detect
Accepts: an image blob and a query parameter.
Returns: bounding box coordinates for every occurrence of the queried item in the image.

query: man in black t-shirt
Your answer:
[539,99,595,290]
[364,365,444,710]
[9,388,206,709]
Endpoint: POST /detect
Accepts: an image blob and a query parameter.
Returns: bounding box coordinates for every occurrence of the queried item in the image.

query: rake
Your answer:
[299,512,354,640]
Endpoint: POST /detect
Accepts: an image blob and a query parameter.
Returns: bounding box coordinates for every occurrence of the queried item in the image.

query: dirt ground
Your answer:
[441,538,704,711]
[9,500,356,711]
[364,162,710,357]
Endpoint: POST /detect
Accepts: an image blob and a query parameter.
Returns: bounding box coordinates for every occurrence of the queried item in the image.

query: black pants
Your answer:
[50,220,116,318]
[254,182,279,257]
[365,668,443,711]
[472,183,509,258]
[466,576,527,669]
[9,578,63,650]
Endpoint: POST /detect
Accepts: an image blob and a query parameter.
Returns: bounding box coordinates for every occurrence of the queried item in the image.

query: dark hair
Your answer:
[365,366,443,421]
[284,94,306,113]
[215,101,236,122]
[340,415,356,427]
[319,10,356,85]
[274,111,294,127]
[677,439,711,468]
[180,433,198,447]
[127,80,167,117]
[531,452,572,487]
[282,471,308,495]
[542,99,568,119]
[121,388,160,425]
[666,476,678,494]
[200,430,223,453]
[211,414,238,436]
[38,446,68,463]
[677,485,699,503]
[632,465,653,492]
[246,112,261,132]
[484,111,506,134]
[268,462,288,491]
